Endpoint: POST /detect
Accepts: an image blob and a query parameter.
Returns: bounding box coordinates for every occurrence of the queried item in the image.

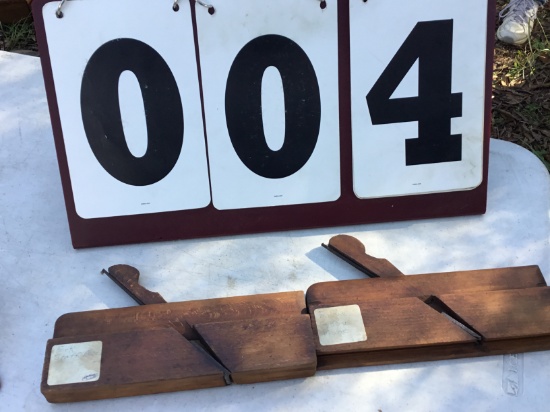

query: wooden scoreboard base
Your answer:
[41,239,550,403]
[32,0,495,247]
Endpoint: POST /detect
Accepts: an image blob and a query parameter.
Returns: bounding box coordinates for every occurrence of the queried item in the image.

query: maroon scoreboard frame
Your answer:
[32,0,494,248]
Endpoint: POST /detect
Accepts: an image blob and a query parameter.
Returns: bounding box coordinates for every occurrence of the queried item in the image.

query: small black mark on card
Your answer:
[82,373,98,382]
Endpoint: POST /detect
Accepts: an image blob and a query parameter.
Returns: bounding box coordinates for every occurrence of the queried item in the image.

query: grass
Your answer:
[0,15,37,53]
[492,2,550,173]
[507,28,549,81]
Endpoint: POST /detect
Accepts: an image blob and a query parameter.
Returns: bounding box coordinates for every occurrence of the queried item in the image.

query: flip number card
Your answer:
[33,0,493,248]
[196,0,340,210]
[350,0,488,198]
[41,0,210,218]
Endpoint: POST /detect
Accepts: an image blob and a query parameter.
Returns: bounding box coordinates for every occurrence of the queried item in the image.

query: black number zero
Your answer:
[81,38,184,186]
[225,34,322,179]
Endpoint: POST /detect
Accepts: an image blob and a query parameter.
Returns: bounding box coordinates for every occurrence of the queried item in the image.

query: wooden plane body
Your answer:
[42,292,316,403]
[307,266,549,369]
[41,236,550,402]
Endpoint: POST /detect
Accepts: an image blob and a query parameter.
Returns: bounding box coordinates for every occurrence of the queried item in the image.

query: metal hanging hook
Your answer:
[173,0,179,11]
[196,0,215,15]
[56,0,67,18]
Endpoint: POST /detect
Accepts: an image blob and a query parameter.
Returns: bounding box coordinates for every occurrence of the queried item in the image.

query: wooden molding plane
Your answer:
[42,289,316,402]
[41,236,550,403]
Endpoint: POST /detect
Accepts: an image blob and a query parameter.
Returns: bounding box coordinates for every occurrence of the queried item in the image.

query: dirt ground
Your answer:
[493,0,550,170]
[1,3,549,170]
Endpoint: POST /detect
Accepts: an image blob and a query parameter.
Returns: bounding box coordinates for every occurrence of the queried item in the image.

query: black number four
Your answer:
[367,20,462,165]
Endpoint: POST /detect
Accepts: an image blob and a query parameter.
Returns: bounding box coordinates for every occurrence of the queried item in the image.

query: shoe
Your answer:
[497,0,540,46]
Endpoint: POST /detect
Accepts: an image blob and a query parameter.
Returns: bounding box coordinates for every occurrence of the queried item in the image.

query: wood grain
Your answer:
[307,265,546,306]
[41,328,228,403]
[317,335,550,370]
[438,287,550,340]
[54,291,306,340]
[195,315,317,384]
[311,298,477,356]
[308,267,550,371]
[103,265,167,305]
[324,234,404,277]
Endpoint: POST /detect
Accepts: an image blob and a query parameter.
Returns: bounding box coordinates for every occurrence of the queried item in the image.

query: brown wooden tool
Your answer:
[195,315,316,384]
[310,235,549,369]
[41,328,229,403]
[41,235,550,403]
[42,290,316,403]
[322,234,404,278]
[101,265,167,305]
[307,266,548,369]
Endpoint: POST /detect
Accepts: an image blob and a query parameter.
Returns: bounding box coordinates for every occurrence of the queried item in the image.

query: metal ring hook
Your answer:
[196,0,215,15]
[56,0,67,18]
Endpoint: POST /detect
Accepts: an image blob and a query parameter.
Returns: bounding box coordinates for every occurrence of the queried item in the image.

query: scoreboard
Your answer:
[33,0,493,247]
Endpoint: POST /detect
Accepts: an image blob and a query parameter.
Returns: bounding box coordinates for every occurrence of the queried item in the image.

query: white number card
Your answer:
[42,0,211,218]
[196,0,340,210]
[350,0,487,199]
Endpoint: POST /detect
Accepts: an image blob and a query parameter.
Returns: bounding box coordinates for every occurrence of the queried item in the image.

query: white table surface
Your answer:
[1,50,549,411]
